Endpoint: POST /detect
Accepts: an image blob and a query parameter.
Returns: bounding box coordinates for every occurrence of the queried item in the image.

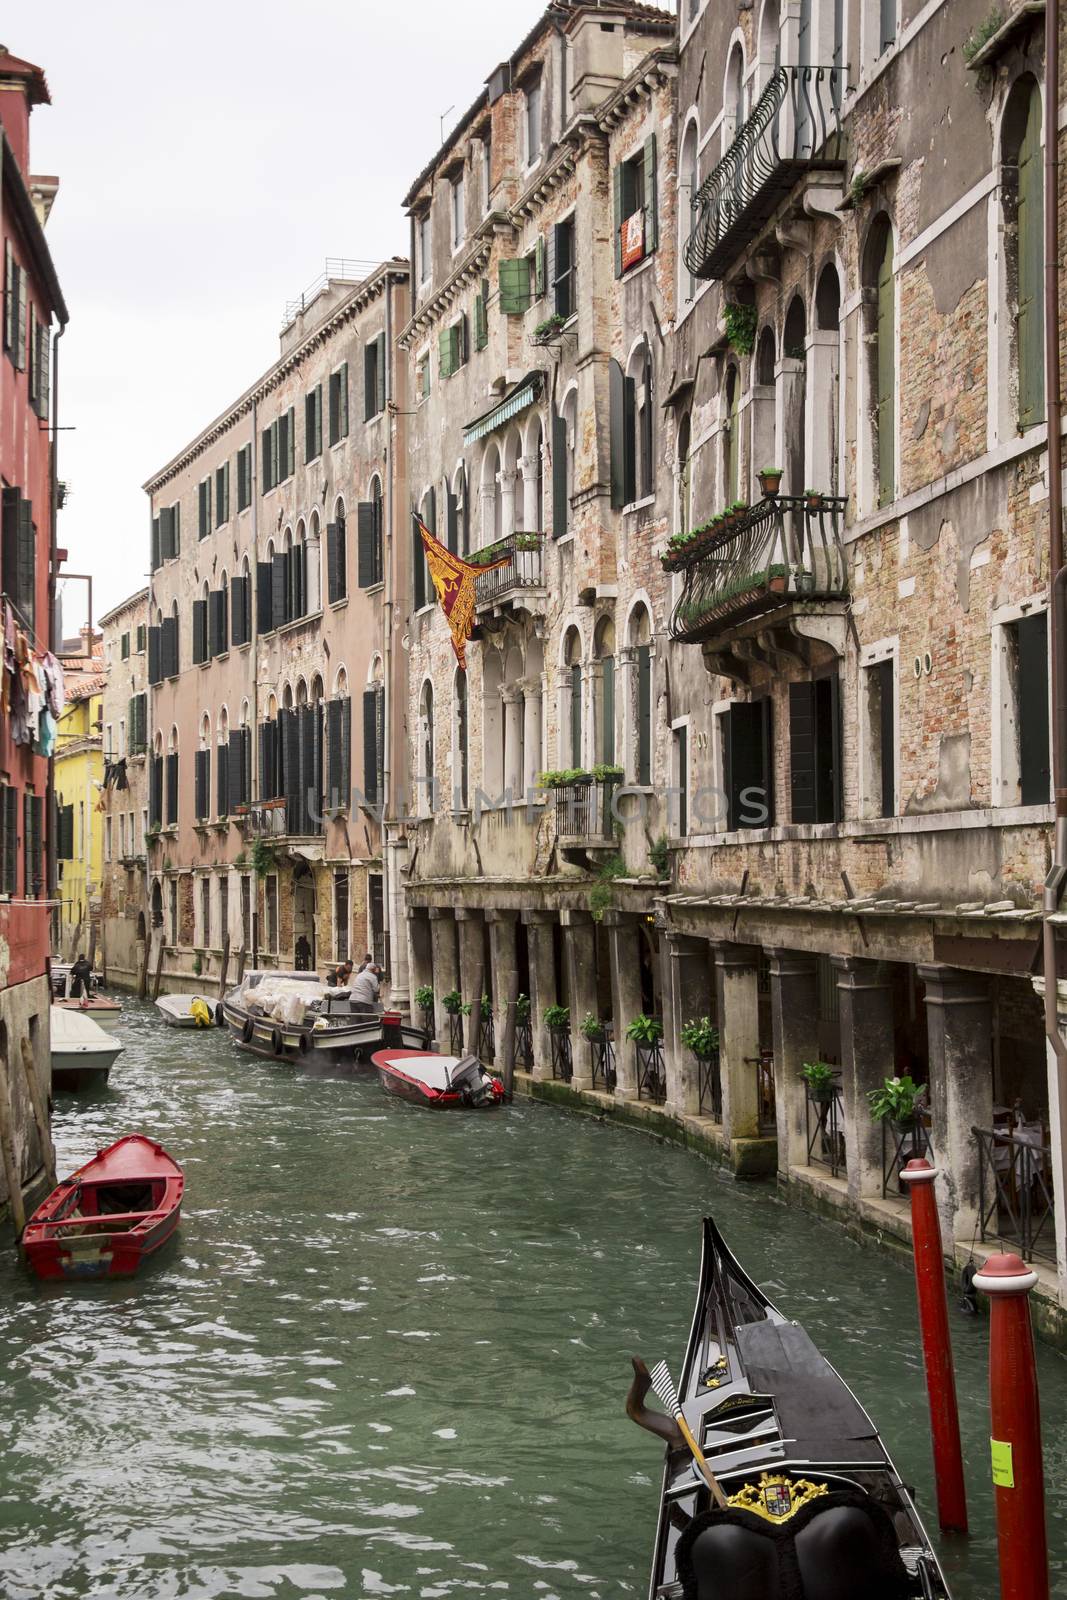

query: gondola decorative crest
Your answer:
[727,1472,829,1524]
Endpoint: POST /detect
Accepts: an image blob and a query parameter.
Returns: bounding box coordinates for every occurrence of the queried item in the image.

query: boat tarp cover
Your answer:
[236,977,331,1024]
[734,1320,884,1462]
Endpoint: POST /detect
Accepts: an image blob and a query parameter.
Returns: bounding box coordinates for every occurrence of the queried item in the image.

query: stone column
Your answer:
[617,647,636,783]
[806,331,840,494]
[487,909,521,1032]
[1033,972,1067,1305]
[502,691,524,796]
[523,909,556,1081]
[920,964,995,1246]
[522,684,543,797]
[455,909,485,1054]
[561,908,598,1090]
[665,932,716,1119]
[499,467,518,538]
[428,907,459,1043]
[604,910,644,1098]
[767,948,820,1182]
[518,452,540,530]
[407,909,434,1030]
[834,956,896,1205]
[480,484,496,543]
[715,943,763,1145]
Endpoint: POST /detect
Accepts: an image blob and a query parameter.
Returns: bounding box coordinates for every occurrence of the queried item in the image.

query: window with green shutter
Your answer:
[305,384,323,461]
[439,326,456,379]
[874,224,895,506]
[198,477,212,539]
[135,623,146,654]
[329,363,349,444]
[1015,79,1044,431]
[498,257,531,316]
[474,280,489,350]
[365,338,384,419]
[1,487,35,632]
[215,460,230,524]
[237,442,252,510]
[120,632,130,661]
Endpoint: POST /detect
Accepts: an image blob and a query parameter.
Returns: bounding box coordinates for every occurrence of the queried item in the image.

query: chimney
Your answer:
[565,9,628,116]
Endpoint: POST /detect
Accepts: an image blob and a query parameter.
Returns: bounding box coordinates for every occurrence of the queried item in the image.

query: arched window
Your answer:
[165,724,179,827]
[677,412,692,535]
[151,879,163,929]
[1001,76,1044,431]
[723,43,745,152]
[628,605,653,786]
[678,117,699,311]
[502,429,522,537]
[862,217,895,506]
[290,520,307,621]
[563,628,583,767]
[722,364,741,506]
[559,389,578,536]
[616,341,653,505]
[308,510,321,613]
[418,681,435,816]
[450,463,469,556]
[594,617,616,765]
[330,496,348,603]
[310,674,324,704]
[503,645,525,792]
[482,650,504,793]
[782,295,808,496]
[413,487,435,610]
[454,670,469,809]
[480,442,501,545]
[813,263,842,493]
[757,0,781,90]
[523,416,544,532]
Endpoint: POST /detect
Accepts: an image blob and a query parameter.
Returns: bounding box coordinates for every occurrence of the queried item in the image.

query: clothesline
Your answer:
[0,589,50,658]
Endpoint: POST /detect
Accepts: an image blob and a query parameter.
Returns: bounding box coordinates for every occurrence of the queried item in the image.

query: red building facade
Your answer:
[0,47,68,1226]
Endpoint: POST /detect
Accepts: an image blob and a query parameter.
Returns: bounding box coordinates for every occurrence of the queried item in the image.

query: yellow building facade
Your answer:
[54,672,105,960]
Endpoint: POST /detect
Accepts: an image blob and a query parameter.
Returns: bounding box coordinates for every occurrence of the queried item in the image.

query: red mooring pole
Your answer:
[900,1158,968,1533]
[974,1253,1049,1600]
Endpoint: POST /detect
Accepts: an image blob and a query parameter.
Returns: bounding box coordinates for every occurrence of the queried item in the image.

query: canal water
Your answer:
[0,1001,1065,1599]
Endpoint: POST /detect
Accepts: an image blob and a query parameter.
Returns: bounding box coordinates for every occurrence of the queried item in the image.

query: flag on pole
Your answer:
[414,512,508,671]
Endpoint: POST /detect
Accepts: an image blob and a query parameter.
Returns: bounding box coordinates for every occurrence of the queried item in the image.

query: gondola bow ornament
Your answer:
[414,512,508,671]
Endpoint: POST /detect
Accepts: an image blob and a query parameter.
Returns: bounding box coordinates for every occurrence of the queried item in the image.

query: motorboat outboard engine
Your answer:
[448,1055,496,1106]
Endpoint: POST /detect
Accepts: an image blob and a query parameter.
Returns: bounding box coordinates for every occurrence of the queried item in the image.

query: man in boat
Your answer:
[68,953,93,999]
[349,962,382,1014]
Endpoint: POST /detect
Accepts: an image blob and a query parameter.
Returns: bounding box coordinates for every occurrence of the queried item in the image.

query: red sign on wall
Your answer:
[621,209,645,271]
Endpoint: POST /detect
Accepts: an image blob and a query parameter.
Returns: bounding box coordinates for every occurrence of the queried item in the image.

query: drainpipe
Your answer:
[382,272,397,983]
[1043,0,1067,1073]
[46,319,67,924]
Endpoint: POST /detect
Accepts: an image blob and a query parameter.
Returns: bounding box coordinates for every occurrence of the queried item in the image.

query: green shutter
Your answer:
[613,163,624,278]
[439,326,454,379]
[534,235,546,297]
[287,407,296,476]
[340,362,349,436]
[375,335,386,416]
[643,133,658,252]
[552,410,568,536]
[474,285,488,350]
[498,257,531,316]
[876,230,895,506]
[609,358,626,509]
[602,656,615,765]
[1017,83,1045,431]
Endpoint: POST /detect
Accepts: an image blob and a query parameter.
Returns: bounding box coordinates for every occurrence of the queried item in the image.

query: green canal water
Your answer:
[0,1000,1065,1599]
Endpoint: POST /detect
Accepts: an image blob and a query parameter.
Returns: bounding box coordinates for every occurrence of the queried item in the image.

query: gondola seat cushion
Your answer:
[677,1491,912,1600]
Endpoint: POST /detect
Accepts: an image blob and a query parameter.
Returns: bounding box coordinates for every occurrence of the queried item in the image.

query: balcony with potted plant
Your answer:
[664,491,849,681]
[627,1014,665,1104]
[470,531,545,622]
[539,765,623,863]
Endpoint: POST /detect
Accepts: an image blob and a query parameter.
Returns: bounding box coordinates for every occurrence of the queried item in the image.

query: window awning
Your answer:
[463,371,544,446]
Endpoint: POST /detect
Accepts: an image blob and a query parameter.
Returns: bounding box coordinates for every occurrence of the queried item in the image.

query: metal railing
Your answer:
[235,799,287,838]
[282,259,378,326]
[685,64,847,280]
[591,1029,616,1094]
[516,1017,533,1069]
[636,1037,666,1104]
[550,1025,572,1083]
[806,1084,846,1178]
[974,1126,1056,1265]
[669,495,848,643]
[448,1013,465,1055]
[473,533,545,608]
[751,1050,776,1135]
[697,1051,722,1120]
[882,1115,931,1197]
[478,1010,496,1062]
[552,778,618,843]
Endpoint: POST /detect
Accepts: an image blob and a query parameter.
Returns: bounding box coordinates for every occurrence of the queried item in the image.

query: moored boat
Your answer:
[221,971,430,1064]
[52,995,124,1031]
[631,1217,951,1598]
[50,1005,124,1091]
[22,1134,184,1281]
[155,993,215,1028]
[372,1048,505,1108]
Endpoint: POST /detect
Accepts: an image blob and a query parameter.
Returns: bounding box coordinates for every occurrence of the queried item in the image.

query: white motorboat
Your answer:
[50,1006,124,1091]
[155,993,215,1029]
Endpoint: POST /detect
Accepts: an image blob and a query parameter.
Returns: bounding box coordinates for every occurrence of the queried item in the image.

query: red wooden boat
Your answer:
[22,1135,184,1281]
[372,1049,505,1109]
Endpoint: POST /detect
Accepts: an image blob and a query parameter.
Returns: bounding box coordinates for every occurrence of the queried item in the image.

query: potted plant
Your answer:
[681,1016,719,1062]
[414,984,435,1029]
[579,1012,605,1042]
[758,466,783,498]
[627,1014,663,1047]
[516,993,531,1022]
[544,1002,572,1081]
[804,487,825,512]
[800,1060,838,1104]
[543,1003,571,1031]
[767,562,789,594]
[868,1074,926,1132]
[628,1014,665,1102]
[480,994,493,1020]
[442,989,463,1015]
[533,311,568,343]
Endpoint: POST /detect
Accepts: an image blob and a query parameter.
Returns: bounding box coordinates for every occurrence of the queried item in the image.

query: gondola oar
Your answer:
[648,1359,728,1510]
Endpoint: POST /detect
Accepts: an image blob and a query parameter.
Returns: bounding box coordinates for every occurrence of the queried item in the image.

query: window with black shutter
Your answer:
[608,358,635,509]
[128,693,147,755]
[1,487,36,633]
[228,728,248,813]
[788,674,841,825]
[329,364,349,445]
[23,793,42,898]
[0,785,16,893]
[357,501,383,588]
[550,218,576,319]
[151,517,161,572]
[262,426,274,493]
[192,599,208,665]
[161,615,179,679]
[165,753,179,825]
[288,542,307,622]
[231,575,247,647]
[364,335,385,420]
[305,384,323,462]
[149,756,164,828]
[195,749,210,822]
[361,685,384,807]
[281,708,301,833]
[258,721,280,801]
[326,519,347,604]
[325,698,352,811]
[198,478,212,539]
[158,503,180,559]
[237,443,253,511]
[57,802,74,861]
[148,626,162,686]
[723,699,775,831]
[215,461,230,525]
[216,742,229,818]
[1010,612,1050,805]
[271,552,289,631]
[209,588,228,656]
[257,562,273,633]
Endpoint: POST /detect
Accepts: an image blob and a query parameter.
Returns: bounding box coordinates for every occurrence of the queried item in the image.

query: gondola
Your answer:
[372,1048,505,1108]
[630,1217,951,1599]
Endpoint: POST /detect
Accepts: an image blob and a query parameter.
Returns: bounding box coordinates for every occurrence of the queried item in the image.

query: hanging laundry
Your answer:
[34,707,56,758]
[38,652,67,720]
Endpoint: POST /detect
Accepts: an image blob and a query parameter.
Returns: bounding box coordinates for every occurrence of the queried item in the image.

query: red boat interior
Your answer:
[42,1180,165,1234]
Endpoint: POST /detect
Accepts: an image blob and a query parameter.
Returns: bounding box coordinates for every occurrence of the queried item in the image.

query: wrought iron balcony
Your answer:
[668,494,848,645]
[551,778,618,847]
[472,532,544,612]
[685,64,847,281]
[235,799,287,838]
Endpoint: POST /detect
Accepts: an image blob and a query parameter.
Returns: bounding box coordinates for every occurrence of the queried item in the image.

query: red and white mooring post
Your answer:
[974,1253,1049,1600]
[900,1157,968,1533]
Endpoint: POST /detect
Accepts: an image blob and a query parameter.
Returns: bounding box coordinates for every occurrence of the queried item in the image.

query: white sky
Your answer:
[17,0,547,629]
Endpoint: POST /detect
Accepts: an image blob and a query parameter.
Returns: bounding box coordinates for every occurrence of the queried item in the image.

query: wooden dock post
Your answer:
[151,938,165,1001]
[137,932,151,999]
[465,963,484,1058]
[236,946,247,985]
[217,936,230,1000]
[500,998,518,1099]
[20,1036,56,1192]
[0,1050,26,1237]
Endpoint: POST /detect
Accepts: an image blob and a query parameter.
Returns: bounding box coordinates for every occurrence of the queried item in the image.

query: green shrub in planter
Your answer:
[626,1014,663,1045]
[516,993,531,1022]
[579,1012,605,1042]
[414,985,435,1012]
[442,989,463,1015]
[543,1003,570,1029]
[681,1017,719,1058]
[867,1074,925,1127]
[800,1060,837,1102]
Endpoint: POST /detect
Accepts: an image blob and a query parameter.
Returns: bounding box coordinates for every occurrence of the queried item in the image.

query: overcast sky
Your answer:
[17,0,554,630]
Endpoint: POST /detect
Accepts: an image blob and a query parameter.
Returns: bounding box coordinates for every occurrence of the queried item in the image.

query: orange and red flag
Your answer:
[414,513,507,671]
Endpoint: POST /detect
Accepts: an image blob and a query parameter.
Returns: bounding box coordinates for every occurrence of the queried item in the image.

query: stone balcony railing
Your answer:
[685,64,847,281]
[472,532,545,614]
[552,778,619,848]
[668,494,848,646]
[235,799,288,839]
